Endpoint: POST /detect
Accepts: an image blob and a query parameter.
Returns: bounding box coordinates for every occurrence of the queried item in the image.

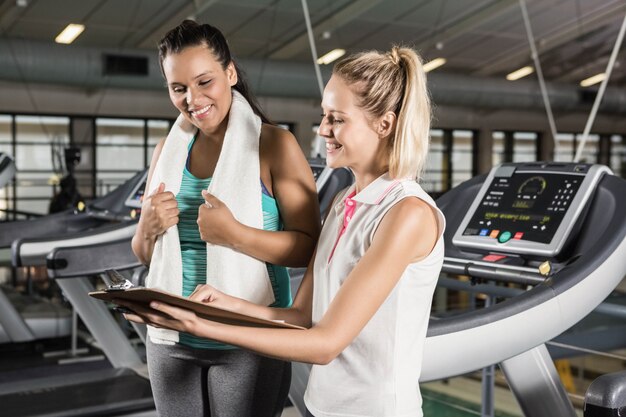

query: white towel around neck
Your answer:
[146,90,274,343]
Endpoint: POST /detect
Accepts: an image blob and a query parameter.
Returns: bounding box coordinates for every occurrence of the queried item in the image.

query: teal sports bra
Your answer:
[177,136,292,349]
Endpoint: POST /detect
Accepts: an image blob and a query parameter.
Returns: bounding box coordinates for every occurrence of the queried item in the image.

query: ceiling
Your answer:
[0,0,625,90]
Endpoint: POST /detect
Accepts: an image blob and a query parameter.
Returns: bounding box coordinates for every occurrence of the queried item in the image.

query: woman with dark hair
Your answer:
[131,20,320,417]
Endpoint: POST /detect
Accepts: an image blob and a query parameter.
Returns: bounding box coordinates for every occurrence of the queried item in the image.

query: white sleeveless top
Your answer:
[304,173,445,417]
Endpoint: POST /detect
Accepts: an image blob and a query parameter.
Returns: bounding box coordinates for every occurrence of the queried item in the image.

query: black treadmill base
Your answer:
[0,373,154,417]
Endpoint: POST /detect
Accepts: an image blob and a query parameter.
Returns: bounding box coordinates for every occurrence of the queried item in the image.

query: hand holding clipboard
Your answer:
[89,270,304,330]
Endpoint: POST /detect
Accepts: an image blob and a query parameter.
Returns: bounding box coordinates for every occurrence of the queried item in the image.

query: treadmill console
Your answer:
[308,159,335,193]
[308,160,326,182]
[124,170,148,209]
[453,163,610,257]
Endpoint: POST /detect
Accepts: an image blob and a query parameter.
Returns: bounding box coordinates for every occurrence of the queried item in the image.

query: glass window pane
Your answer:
[0,115,11,150]
[13,116,70,215]
[15,144,57,171]
[555,133,575,162]
[98,147,143,170]
[452,130,473,187]
[492,131,505,166]
[513,131,537,163]
[15,116,70,144]
[310,124,324,159]
[423,129,445,194]
[15,116,70,171]
[14,172,55,215]
[16,199,49,215]
[611,135,625,178]
[575,134,599,164]
[96,118,144,196]
[147,119,170,163]
[0,144,11,156]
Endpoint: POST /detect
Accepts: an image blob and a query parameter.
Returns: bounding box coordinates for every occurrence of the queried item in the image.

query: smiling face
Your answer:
[318,75,390,177]
[162,44,237,137]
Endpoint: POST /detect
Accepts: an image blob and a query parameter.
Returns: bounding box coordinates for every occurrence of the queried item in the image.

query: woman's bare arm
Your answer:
[122,197,438,364]
[196,125,320,267]
[131,139,179,265]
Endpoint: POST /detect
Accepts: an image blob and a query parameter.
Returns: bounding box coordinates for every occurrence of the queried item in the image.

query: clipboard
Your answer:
[89,270,305,330]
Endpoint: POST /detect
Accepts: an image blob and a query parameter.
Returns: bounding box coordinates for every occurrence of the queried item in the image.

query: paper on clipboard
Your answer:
[89,285,305,330]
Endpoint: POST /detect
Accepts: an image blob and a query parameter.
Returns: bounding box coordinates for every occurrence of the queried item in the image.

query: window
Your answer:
[15,116,70,214]
[574,133,599,164]
[147,120,170,165]
[0,115,11,157]
[610,135,625,178]
[513,132,537,162]
[423,129,445,194]
[95,118,144,196]
[492,131,505,167]
[492,131,538,166]
[554,133,575,162]
[310,124,324,159]
[451,130,474,188]
[0,114,177,215]
[555,133,599,163]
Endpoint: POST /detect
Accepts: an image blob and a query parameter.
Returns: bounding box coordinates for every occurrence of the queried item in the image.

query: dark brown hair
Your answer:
[158,20,271,124]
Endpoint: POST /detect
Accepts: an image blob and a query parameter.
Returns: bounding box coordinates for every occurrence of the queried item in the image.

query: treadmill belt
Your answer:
[0,374,154,417]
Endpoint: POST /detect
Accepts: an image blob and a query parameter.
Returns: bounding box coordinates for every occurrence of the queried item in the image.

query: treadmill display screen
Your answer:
[125,179,147,209]
[462,173,583,244]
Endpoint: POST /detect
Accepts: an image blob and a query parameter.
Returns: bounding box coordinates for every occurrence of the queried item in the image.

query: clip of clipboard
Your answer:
[104,269,135,291]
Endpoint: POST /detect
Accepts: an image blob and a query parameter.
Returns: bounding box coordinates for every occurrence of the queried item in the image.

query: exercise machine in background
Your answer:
[287,162,626,417]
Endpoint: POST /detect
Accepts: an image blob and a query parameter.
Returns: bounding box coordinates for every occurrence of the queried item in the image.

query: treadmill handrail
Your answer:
[12,221,137,267]
[443,256,546,285]
[47,237,142,279]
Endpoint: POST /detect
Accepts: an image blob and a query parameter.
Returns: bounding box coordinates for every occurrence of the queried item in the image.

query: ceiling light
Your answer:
[506,66,534,81]
[423,57,446,73]
[580,73,606,87]
[55,24,85,44]
[317,49,346,65]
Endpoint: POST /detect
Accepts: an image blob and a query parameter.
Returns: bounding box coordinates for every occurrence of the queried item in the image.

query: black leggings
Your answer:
[147,339,291,417]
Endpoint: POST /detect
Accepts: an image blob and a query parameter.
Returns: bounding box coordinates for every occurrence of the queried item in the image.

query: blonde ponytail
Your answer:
[390,47,431,180]
[333,46,431,180]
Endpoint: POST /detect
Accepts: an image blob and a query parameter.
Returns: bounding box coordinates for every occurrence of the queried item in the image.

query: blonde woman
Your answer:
[123,46,445,417]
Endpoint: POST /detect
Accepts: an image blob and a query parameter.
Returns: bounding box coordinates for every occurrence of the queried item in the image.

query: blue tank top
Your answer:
[177,137,292,349]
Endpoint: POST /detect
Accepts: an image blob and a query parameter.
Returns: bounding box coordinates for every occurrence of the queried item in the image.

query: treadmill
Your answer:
[0,169,147,266]
[0,173,153,416]
[40,159,353,416]
[10,169,146,268]
[424,162,626,416]
[0,170,146,344]
[288,162,626,417]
